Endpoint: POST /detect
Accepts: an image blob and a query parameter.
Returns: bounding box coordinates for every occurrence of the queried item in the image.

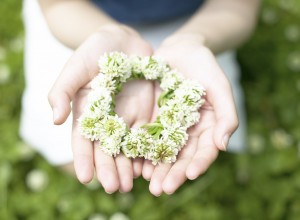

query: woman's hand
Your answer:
[142,34,239,196]
[48,24,154,193]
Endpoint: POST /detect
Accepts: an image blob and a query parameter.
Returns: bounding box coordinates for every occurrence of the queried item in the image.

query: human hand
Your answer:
[142,34,239,196]
[48,24,154,193]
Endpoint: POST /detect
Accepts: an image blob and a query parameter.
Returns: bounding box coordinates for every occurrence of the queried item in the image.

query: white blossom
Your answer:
[91,74,118,93]
[96,115,128,156]
[121,128,153,158]
[160,69,184,91]
[161,127,188,149]
[100,115,127,135]
[174,80,206,112]
[98,52,132,82]
[130,55,144,77]
[183,111,201,128]
[140,56,169,80]
[98,136,123,156]
[149,139,178,165]
[159,100,185,128]
[78,112,103,141]
[86,88,112,115]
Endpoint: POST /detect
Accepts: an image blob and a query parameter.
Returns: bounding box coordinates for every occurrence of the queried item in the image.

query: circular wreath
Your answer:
[78,52,206,164]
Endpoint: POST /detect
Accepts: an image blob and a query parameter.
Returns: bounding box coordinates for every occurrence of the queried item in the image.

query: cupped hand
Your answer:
[142,35,239,196]
[48,24,154,193]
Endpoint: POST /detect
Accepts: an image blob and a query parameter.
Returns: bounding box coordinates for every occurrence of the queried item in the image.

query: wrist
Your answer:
[161,32,207,48]
[96,23,139,38]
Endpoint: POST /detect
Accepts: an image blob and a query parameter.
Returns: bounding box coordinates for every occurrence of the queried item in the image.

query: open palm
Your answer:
[48,25,154,193]
[142,40,239,196]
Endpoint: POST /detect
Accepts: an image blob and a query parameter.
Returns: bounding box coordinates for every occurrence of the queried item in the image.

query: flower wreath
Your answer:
[78,52,206,165]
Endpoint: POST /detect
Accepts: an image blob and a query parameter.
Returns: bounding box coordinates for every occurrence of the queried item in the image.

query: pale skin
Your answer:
[42,0,261,195]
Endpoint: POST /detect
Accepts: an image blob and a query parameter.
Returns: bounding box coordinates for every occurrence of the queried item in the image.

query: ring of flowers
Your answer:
[78,52,206,164]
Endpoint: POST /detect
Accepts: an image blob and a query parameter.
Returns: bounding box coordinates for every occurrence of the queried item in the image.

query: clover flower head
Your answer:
[121,128,153,158]
[183,111,201,128]
[78,113,102,141]
[95,115,128,156]
[130,55,144,78]
[141,56,169,80]
[159,100,185,128]
[160,69,184,91]
[98,136,123,156]
[150,139,178,165]
[91,74,118,93]
[177,80,206,97]
[83,88,113,118]
[100,115,127,138]
[174,80,206,112]
[161,127,188,149]
[98,52,132,82]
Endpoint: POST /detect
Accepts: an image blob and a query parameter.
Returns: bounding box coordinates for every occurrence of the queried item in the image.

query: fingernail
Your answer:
[222,134,229,151]
[53,107,59,123]
[105,190,114,194]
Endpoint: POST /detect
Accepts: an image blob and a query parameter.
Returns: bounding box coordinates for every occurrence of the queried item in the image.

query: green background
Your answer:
[1,0,300,219]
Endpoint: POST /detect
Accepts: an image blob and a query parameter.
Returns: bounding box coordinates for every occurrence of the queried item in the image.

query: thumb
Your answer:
[213,117,239,151]
[48,50,97,125]
[209,78,239,151]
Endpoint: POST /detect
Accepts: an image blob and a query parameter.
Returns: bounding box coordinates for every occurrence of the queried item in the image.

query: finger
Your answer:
[149,163,172,196]
[72,124,94,184]
[208,77,239,151]
[132,158,144,178]
[162,137,198,194]
[186,128,219,180]
[131,119,150,178]
[142,160,155,181]
[115,154,133,193]
[94,146,119,193]
[127,39,153,57]
[72,92,94,184]
[48,33,107,125]
[48,52,97,125]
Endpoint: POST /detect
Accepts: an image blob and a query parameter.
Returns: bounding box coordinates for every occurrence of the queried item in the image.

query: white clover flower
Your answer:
[159,100,185,128]
[100,115,127,137]
[94,115,128,156]
[174,80,206,112]
[161,127,188,149]
[130,55,144,77]
[140,56,169,80]
[121,128,153,158]
[160,69,184,91]
[91,74,118,93]
[86,88,112,116]
[150,139,178,165]
[183,111,201,128]
[98,52,132,82]
[176,80,206,97]
[98,136,123,156]
[78,113,103,141]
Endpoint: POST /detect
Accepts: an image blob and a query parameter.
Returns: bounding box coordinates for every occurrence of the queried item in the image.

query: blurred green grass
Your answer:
[1,0,300,219]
